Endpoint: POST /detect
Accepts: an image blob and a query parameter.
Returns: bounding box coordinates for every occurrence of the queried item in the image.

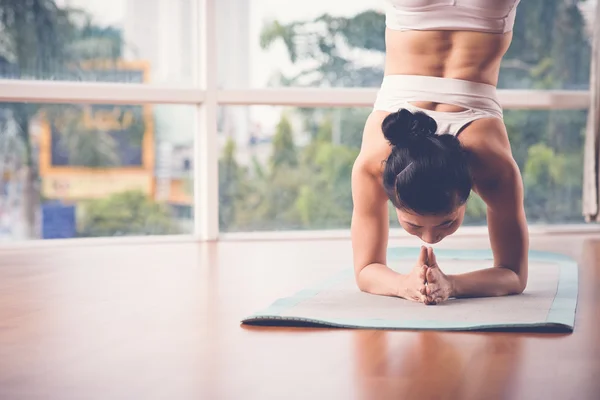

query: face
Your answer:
[396,204,466,244]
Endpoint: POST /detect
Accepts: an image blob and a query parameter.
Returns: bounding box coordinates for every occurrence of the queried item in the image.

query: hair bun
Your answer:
[381,109,437,149]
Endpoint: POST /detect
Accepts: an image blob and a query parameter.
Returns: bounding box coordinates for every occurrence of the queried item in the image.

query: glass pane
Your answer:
[217,106,586,233]
[0,0,196,85]
[505,109,586,224]
[0,101,195,241]
[223,0,593,90]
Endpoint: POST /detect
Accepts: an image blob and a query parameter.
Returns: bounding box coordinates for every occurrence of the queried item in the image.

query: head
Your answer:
[382,109,472,244]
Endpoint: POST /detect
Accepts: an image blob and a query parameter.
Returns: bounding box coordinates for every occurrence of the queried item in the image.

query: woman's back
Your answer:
[383,0,519,98]
[385,30,513,88]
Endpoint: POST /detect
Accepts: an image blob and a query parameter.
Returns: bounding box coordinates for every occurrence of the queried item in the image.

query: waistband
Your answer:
[374,74,503,118]
[381,75,498,98]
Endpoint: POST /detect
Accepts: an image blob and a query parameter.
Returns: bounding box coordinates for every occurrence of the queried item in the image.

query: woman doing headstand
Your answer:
[351,0,528,305]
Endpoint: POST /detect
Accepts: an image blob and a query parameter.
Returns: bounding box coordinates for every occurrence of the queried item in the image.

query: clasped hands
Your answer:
[401,245,454,305]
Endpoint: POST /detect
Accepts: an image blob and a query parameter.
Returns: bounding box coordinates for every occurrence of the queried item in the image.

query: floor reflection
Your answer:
[352,330,524,399]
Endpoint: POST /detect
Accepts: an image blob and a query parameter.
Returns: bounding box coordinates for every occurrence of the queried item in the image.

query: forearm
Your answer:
[355,263,405,298]
[449,266,525,298]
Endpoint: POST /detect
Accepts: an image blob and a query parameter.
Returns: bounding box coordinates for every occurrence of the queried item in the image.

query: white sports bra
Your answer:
[385,0,521,33]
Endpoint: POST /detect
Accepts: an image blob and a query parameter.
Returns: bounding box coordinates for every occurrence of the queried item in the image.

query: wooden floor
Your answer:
[1,233,600,399]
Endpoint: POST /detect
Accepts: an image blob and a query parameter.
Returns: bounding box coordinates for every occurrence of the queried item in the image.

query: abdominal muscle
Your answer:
[384,28,513,112]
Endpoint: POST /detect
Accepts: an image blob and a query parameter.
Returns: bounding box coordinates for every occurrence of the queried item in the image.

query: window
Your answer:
[219,0,594,90]
[0,0,596,241]
[0,101,194,240]
[0,0,197,85]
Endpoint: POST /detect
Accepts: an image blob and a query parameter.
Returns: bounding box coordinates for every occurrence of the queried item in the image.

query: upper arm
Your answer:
[470,133,529,289]
[350,156,390,277]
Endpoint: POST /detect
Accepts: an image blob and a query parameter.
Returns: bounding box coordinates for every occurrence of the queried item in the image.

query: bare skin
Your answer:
[425,247,453,305]
[351,28,529,304]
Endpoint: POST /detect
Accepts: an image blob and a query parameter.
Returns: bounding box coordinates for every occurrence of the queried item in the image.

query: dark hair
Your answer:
[382,109,472,215]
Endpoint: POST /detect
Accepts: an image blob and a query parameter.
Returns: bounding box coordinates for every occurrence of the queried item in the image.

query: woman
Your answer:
[351,0,528,305]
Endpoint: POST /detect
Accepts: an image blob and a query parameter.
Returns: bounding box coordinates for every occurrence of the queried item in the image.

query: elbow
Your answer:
[491,266,527,296]
[507,268,528,296]
[354,265,379,295]
[492,281,525,297]
[357,283,370,294]
[509,282,526,296]
[513,277,528,295]
[514,261,529,294]
[354,268,369,293]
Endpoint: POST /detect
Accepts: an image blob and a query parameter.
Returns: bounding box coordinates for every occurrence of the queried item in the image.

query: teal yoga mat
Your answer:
[241,248,579,332]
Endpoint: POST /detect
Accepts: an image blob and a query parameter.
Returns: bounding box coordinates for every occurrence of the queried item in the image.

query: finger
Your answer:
[426,285,441,296]
[419,265,427,282]
[427,247,438,268]
[425,293,444,305]
[413,292,426,302]
[426,267,437,283]
[418,245,428,264]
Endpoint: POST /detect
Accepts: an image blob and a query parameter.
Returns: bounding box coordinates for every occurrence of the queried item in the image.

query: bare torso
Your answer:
[384,29,513,111]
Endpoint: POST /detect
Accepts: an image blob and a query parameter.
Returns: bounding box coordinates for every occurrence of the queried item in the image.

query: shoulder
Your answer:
[356,110,394,176]
[351,111,394,204]
[458,117,523,208]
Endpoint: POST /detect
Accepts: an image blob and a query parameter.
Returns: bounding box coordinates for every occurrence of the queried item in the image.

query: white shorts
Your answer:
[373,74,503,135]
